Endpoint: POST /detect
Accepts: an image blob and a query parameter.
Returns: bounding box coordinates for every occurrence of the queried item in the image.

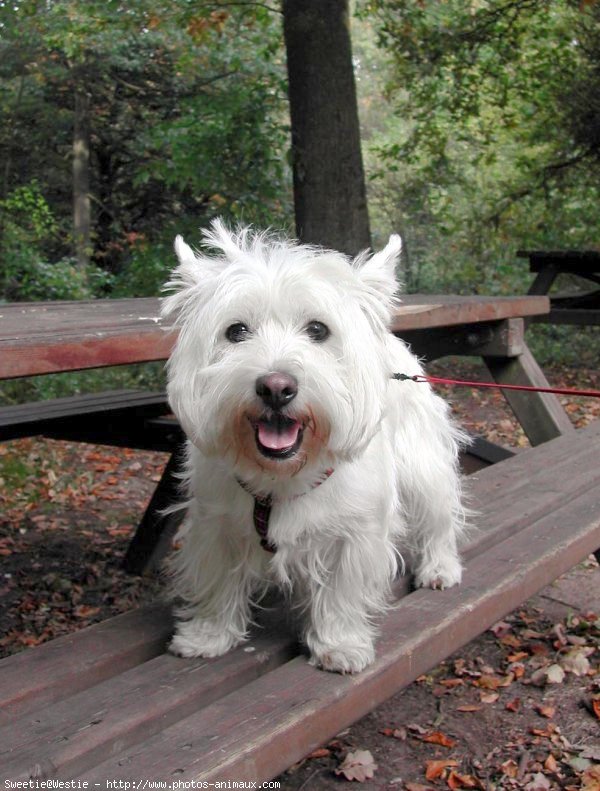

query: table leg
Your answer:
[123,445,186,575]
[483,345,574,446]
[528,267,559,295]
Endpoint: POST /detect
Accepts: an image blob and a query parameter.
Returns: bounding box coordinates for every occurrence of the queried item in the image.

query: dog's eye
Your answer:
[305,321,330,342]
[225,322,251,343]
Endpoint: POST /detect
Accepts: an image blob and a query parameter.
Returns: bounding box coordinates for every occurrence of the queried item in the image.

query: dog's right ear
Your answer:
[160,236,206,321]
[174,235,199,278]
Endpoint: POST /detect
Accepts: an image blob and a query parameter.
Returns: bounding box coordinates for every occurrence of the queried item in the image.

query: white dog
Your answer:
[161,220,466,674]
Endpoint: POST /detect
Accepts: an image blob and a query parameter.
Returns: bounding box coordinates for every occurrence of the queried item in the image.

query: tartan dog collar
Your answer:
[237,468,335,553]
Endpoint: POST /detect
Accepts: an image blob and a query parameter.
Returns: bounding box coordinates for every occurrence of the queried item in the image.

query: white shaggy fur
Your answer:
[162,220,467,674]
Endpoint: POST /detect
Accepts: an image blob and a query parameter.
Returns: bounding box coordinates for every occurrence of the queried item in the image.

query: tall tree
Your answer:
[72,83,90,269]
[283,0,371,255]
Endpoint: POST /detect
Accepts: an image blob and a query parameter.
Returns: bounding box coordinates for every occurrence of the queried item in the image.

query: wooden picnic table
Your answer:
[0,293,571,444]
[0,293,548,377]
[518,249,600,325]
[0,294,574,573]
[1,296,596,785]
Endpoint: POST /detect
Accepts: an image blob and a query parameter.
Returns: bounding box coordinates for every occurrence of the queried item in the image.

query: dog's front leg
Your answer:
[408,453,465,591]
[302,534,396,674]
[168,520,259,659]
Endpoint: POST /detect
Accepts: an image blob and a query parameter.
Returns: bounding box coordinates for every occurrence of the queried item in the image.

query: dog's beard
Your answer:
[222,406,330,478]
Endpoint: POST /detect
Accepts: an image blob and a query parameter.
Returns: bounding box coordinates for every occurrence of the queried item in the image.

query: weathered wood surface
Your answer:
[1,421,598,784]
[484,345,575,445]
[518,249,600,276]
[0,295,549,379]
[0,389,169,441]
[518,250,600,323]
[0,604,172,726]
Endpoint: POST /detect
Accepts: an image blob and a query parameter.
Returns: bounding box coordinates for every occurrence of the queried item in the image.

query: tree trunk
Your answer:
[73,86,91,269]
[283,0,371,257]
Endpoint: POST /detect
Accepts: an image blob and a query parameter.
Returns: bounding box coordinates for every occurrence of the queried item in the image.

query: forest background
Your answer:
[1,0,599,403]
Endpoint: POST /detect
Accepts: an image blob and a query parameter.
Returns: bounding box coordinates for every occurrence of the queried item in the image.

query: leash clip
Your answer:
[391,373,422,382]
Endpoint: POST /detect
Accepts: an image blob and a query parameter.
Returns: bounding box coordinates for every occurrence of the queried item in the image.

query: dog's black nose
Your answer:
[256,372,298,410]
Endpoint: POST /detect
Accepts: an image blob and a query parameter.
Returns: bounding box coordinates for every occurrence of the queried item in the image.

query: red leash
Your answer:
[392,373,600,399]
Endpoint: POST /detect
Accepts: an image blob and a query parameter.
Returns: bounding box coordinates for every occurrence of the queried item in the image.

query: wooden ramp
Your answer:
[1,422,599,785]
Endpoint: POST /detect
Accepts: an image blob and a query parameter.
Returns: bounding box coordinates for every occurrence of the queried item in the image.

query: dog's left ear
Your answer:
[353,234,402,305]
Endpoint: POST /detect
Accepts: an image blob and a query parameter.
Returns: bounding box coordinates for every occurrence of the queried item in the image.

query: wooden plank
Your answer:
[517,249,600,274]
[0,390,167,422]
[0,604,172,725]
[461,422,599,559]
[531,308,600,326]
[399,318,525,361]
[0,390,169,441]
[0,295,550,378]
[1,627,298,781]
[78,484,600,784]
[391,295,549,332]
[484,344,574,445]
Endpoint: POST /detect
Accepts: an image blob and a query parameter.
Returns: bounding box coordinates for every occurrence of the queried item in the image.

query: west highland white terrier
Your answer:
[161,220,466,674]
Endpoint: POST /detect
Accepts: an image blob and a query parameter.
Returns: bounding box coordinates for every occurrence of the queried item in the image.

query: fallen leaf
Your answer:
[425,759,459,781]
[560,647,593,676]
[405,783,435,791]
[422,731,457,748]
[73,605,100,619]
[490,620,512,638]
[439,678,465,688]
[479,691,500,704]
[500,634,523,649]
[380,726,407,741]
[592,699,600,720]
[505,697,521,712]
[531,725,557,739]
[534,704,556,719]
[524,771,551,790]
[531,664,565,686]
[500,759,519,779]
[507,651,530,662]
[581,766,600,791]
[476,673,514,690]
[544,753,558,773]
[334,749,378,782]
[456,704,482,713]
[408,723,429,736]
[307,747,330,759]
[447,771,484,789]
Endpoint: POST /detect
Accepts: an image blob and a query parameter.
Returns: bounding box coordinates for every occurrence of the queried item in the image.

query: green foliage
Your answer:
[355,1,600,297]
[0,1,291,279]
[0,182,113,301]
[111,240,173,298]
[0,363,166,406]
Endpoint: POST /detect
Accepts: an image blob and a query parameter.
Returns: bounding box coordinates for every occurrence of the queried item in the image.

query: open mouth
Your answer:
[252,413,304,459]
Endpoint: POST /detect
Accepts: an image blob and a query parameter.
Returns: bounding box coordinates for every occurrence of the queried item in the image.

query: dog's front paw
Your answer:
[415,554,462,590]
[307,638,375,675]
[169,619,245,659]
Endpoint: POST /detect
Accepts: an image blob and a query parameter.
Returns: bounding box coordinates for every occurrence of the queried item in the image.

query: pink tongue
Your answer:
[258,420,301,451]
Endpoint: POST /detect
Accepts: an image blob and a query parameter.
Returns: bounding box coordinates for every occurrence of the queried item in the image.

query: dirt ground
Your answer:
[0,359,598,790]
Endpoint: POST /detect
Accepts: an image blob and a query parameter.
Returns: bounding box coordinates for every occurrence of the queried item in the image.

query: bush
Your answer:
[0,182,113,302]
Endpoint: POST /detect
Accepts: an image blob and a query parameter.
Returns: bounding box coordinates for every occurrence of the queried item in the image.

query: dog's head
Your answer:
[162,220,401,484]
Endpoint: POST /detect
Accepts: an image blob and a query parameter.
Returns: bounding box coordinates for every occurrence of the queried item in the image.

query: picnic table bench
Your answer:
[1,293,597,784]
[518,249,600,325]
[1,421,599,784]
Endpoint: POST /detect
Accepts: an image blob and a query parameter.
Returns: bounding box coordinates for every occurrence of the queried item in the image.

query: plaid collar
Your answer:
[237,468,335,553]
